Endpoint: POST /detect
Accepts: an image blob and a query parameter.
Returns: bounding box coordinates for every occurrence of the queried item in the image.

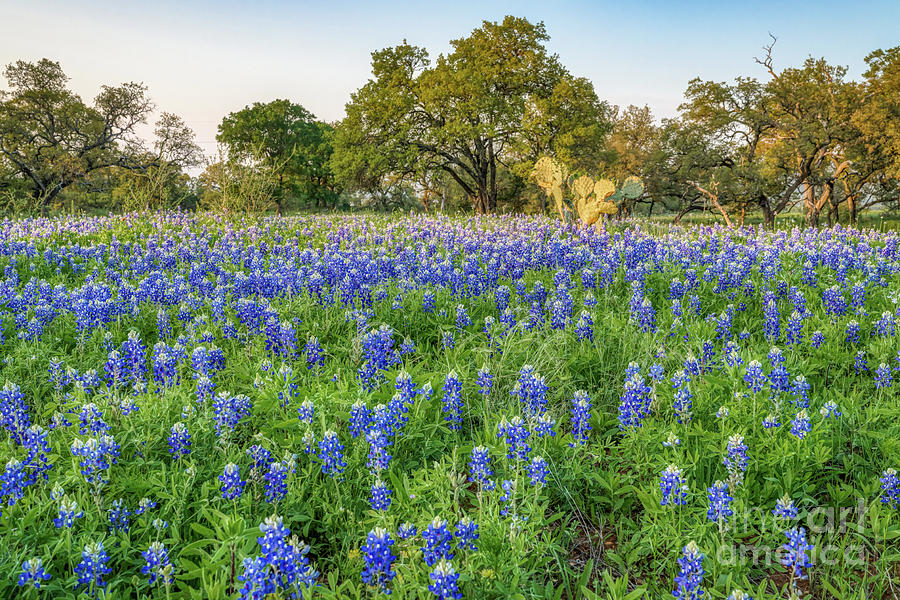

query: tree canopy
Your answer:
[217,99,338,214]
[332,16,611,214]
[0,59,200,213]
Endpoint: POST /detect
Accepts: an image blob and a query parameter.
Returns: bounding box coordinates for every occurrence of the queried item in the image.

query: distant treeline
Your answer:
[1,17,898,227]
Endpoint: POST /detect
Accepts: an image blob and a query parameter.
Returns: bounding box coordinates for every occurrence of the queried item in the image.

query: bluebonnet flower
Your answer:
[854,351,869,374]
[881,469,900,509]
[220,463,246,500]
[727,591,754,600]
[212,392,252,437]
[195,375,214,404]
[629,282,657,332]
[151,341,181,390]
[157,308,172,339]
[469,446,494,490]
[366,426,392,473]
[423,290,436,313]
[398,522,418,540]
[1,465,29,515]
[782,527,814,582]
[672,541,704,600]
[399,336,415,355]
[264,462,289,503]
[238,515,318,599]
[744,360,766,393]
[671,370,693,424]
[810,330,824,348]
[762,414,781,429]
[141,541,173,586]
[319,430,347,478]
[716,406,729,419]
[875,363,893,389]
[358,325,400,390]
[706,481,734,526]
[108,499,130,533]
[168,422,191,460]
[511,365,548,416]
[682,354,701,378]
[442,331,455,349]
[428,560,462,600]
[74,542,112,596]
[18,558,51,589]
[20,425,52,482]
[297,399,314,424]
[660,465,688,506]
[302,430,316,455]
[71,434,120,487]
[369,479,392,511]
[495,285,510,312]
[55,496,84,528]
[789,376,810,408]
[663,432,682,448]
[822,285,847,317]
[535,413,556,438]
[304,336,325,370]
[135,497,157,515]
[276,364,297,406]
[875,311,896,337]
[152,518,169,533]
[0,382,31,443]
[361,527,396,593]
[119,397,139,416]
[441,371,463,430]
[618,373,651,430]
[454,518,478,550]
[850,282,866,314]
[527,456,549,486]
[570,390,592,447]
[724,341,743,367]
[422,517,454,566]
[844,320,861,344]
[77,403,109,435]
[773,494,799,520]
[785,310,804,346]
[575,310,594,341]
[790,410,811,440]
[475,365,493,396]
[819,401,841,419]
[349,401,372,438]
[455,304,471,328]
[497,416,531,461]
[724,434,748,488]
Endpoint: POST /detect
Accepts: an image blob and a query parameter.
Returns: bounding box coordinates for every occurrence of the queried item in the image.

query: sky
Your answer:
[2,0,898,160]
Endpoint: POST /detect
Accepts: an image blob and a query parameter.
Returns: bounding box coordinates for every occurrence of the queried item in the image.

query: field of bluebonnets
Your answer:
[1,210,900,600]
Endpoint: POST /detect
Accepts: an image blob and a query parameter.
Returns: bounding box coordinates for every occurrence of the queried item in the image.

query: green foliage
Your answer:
[332,16,611,214]
[0,59,199,214]
[217,99,339,213]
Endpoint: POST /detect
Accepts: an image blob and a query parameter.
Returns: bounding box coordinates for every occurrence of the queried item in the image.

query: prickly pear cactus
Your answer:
[621,176,644,200]
[594,178,616,202]
[531,157,568,221]
[570,175,594,222]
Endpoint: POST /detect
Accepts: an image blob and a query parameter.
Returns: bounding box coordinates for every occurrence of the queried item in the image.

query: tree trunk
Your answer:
[760,200,775,229]
[848,195,857,228]
[803,182,821,228]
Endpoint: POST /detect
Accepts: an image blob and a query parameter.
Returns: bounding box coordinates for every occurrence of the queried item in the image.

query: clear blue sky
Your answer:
[2,0,898,158]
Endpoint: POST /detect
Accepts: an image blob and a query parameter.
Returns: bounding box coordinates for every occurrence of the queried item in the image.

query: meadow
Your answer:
[1,211,899,600]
